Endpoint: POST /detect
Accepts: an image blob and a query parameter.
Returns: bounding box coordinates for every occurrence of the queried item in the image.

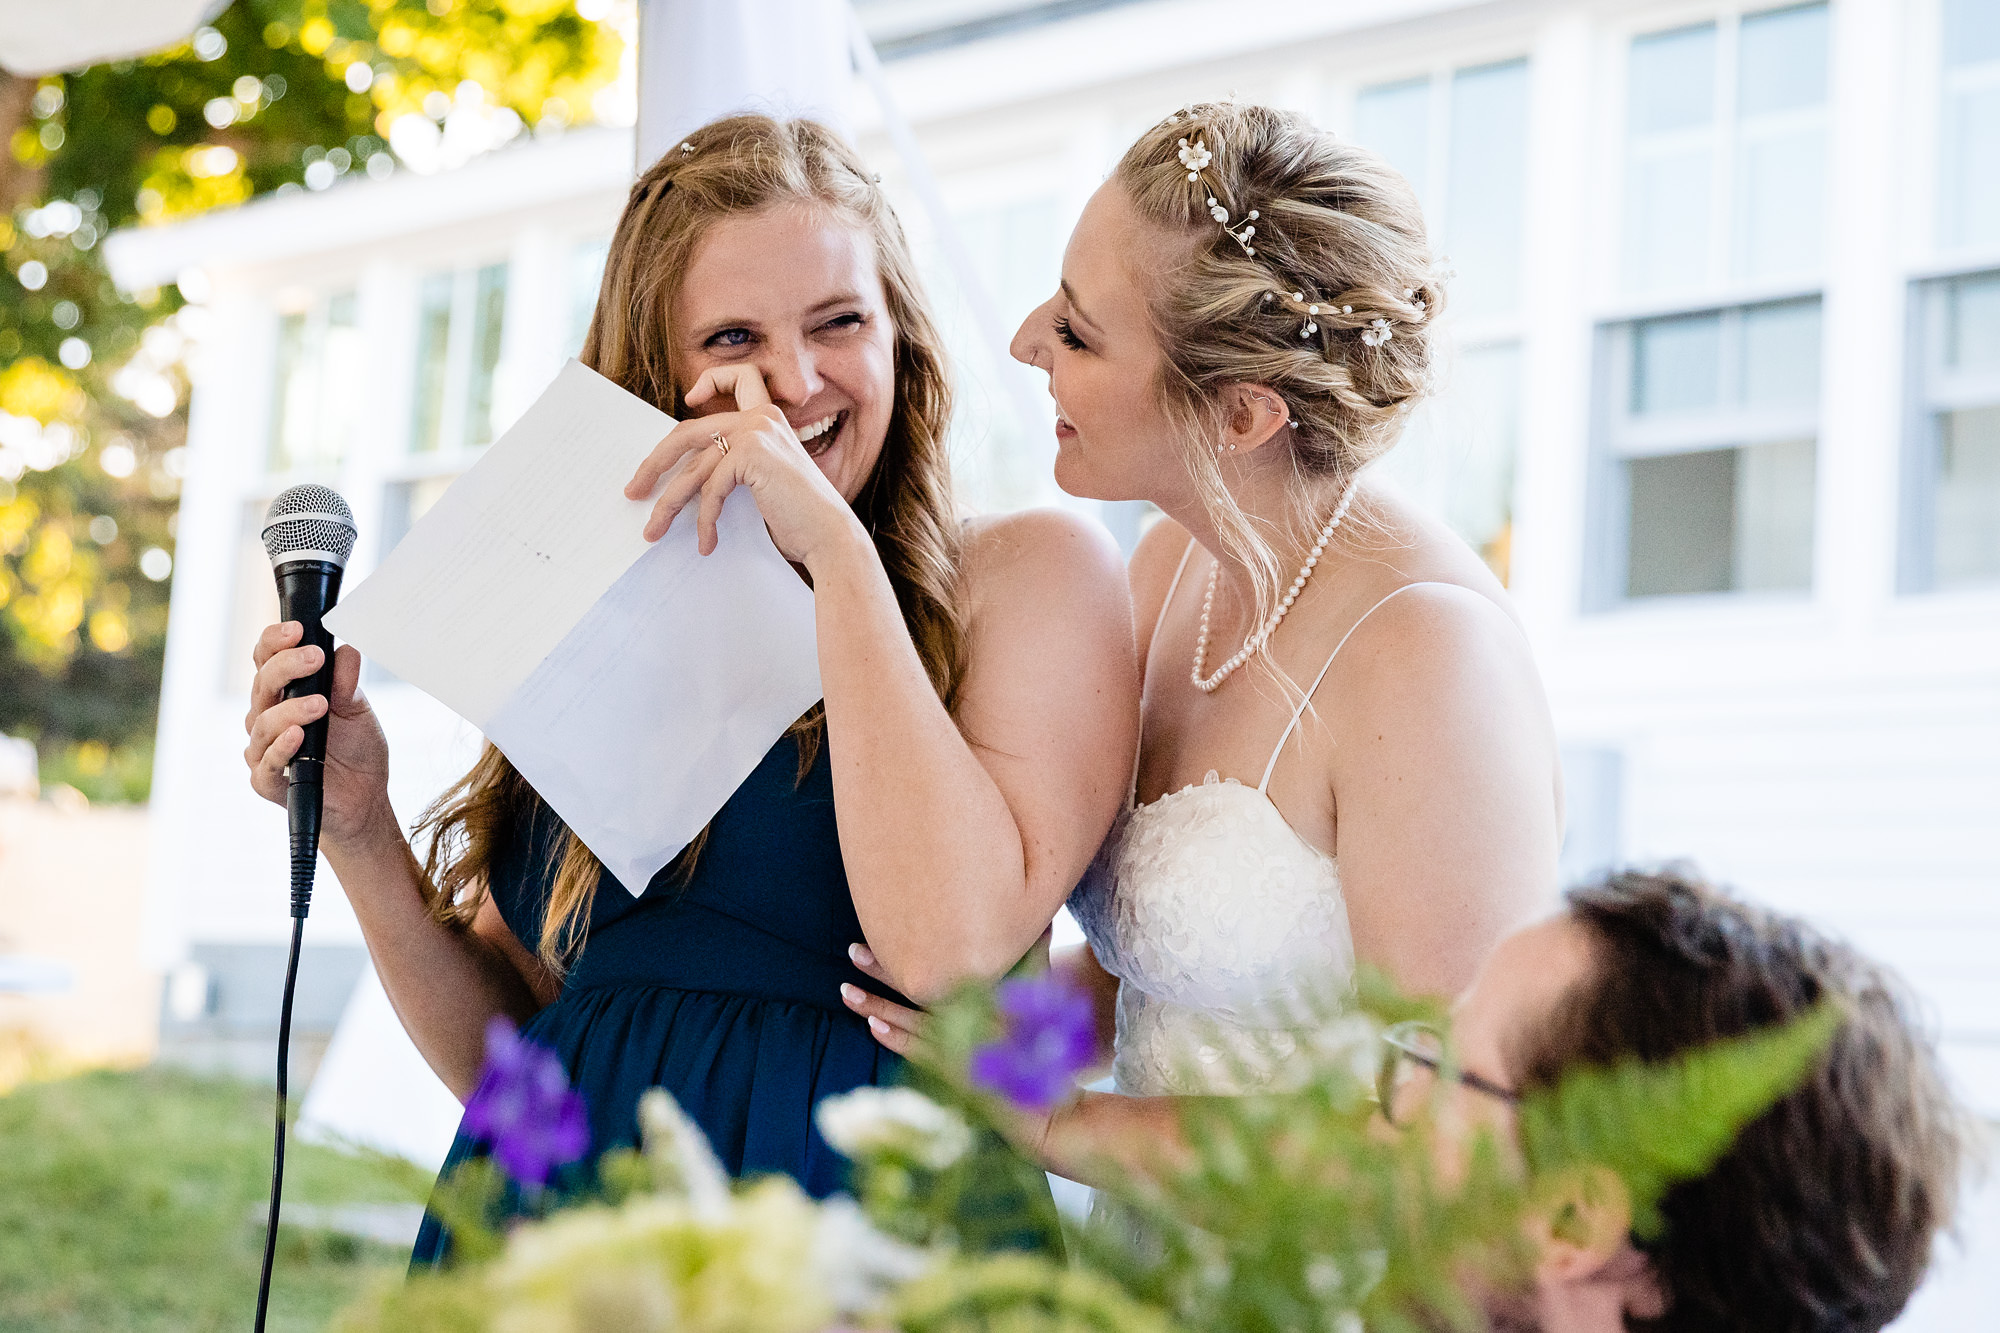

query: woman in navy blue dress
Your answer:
[241,116,1139,1261]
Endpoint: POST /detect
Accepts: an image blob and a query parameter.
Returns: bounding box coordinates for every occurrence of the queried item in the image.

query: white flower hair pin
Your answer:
[1173,128,1259,257]
[1166,105,1435,352]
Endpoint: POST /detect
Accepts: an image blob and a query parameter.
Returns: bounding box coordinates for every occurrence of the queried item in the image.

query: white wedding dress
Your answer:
[1069,544,1444,1097]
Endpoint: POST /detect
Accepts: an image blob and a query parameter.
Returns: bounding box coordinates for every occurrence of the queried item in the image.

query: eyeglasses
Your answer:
[1374,1021,1519,1127]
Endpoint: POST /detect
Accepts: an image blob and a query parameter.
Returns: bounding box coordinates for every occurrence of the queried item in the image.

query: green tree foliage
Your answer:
[0,1,620,799]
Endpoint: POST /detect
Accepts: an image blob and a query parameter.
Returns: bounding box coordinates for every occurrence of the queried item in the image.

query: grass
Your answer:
[0,1065,434,1332]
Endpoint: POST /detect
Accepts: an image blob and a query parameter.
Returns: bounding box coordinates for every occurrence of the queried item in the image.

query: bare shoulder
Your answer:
[1331,579,1549,728]
[960,507,1129,614]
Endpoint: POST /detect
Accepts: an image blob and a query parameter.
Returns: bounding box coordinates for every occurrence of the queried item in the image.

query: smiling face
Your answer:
[1010,183,1194,507]
[674,204,898,503]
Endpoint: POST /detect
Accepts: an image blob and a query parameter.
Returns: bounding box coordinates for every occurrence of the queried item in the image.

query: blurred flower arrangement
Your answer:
[336,973,1835,1333]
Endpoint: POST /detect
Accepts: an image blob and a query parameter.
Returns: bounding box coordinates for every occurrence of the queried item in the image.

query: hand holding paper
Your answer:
[324,359,824,895]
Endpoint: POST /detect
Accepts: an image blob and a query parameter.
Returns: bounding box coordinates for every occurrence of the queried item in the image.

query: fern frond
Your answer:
[1516,1000,1841,1237]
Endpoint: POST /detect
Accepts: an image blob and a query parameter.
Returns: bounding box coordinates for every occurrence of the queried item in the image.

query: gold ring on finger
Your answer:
[711,432,729,456]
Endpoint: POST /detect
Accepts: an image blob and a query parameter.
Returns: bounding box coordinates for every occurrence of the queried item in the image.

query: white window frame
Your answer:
[1588,294,1824,608]
[1900,266,2000,594]
[1603,0,1833,305]
[263,285,360,479]
[1586,1,1833,613]
[1895,0,2000,597]
[407,259,511,459]
[1334,51,1531,353]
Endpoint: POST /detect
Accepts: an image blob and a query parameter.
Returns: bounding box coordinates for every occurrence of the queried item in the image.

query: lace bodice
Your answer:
[1069,546,1444,1099]
[1069,772,1356,1096]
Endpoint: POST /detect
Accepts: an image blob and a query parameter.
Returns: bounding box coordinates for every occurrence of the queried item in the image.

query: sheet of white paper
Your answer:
[324,359,822,894]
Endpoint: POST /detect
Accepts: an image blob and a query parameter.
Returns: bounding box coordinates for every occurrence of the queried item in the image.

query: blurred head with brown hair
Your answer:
[1437,868,1968,1333]
[416,115,967,970]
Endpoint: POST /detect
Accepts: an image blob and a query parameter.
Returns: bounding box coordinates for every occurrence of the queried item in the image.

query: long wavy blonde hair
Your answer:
[413,116,967,972]
[1114,102,1447,649]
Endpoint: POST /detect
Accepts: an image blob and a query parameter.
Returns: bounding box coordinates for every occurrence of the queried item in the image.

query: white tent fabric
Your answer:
[298,963,464,1171]
[0,0,226,77]
[635,0,852,168]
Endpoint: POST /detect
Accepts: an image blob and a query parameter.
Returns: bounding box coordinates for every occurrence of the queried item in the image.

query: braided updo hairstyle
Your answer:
[1114,101,1445,644]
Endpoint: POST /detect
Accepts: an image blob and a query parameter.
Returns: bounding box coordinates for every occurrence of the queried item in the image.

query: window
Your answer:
[1596,298,1821,601]
[1905,271,2000,590]
[1354,59,1529,579]
[1355,58,1528,320]
[568,238,611,358]
[1939,0,2000,251]
[1592,7,1828,609]
[1622,4,1829,295]
[409,261,508,454]
[268,290,361,473]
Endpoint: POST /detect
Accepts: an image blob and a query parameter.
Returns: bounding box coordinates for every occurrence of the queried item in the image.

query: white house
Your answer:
[109,0,1996,1151]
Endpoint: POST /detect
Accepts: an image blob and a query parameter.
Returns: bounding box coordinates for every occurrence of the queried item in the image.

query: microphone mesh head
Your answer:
[262,484,357,567]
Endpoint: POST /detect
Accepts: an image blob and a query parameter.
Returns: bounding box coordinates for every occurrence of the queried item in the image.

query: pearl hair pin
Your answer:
[1165,106,1431,352]
[1191,471,1363,693]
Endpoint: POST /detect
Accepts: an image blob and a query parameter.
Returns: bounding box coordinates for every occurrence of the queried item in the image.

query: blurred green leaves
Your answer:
[0,2,621,797]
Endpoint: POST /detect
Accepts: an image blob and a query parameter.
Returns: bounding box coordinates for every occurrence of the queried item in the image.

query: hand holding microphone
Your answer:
[245,487,392,860]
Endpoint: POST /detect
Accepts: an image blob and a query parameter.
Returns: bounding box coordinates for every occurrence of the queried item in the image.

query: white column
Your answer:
[634,0,853,170]
[1816,0,1905,627]
[1511,7,1597,638]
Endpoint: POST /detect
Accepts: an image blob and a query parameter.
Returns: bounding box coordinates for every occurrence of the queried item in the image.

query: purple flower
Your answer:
[969,974,1098,1112]
[462,1016,589,1188]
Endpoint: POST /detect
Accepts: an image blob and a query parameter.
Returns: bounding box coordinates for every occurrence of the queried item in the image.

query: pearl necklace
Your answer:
[1190,475,1362,693]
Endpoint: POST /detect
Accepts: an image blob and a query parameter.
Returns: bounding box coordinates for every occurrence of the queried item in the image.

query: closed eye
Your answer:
[1053,315,1086,351]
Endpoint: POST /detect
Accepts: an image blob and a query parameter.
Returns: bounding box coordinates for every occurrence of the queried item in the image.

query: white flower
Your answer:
[637,1088,730,1219]
[811,1195,935,1314]
[1210,204,1228,222]
[1177,137,1213,174]
[815,1086,973,1171]
[1360,318,1393,347]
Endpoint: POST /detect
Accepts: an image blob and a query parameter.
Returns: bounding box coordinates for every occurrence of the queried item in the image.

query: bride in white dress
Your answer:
[845,101,1562,1183]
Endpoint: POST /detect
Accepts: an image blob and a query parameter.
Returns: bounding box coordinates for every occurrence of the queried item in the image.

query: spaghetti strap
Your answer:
[1257,581,1451,793]
[1127,538,1199,807]
[1148,538,1198,665]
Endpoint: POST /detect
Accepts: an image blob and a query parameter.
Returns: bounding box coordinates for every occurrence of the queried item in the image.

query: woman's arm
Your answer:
[810,508,1138,1000]
[628,366,1139,1002]
[1322,583,1561,999]
[320,821,553,1100]
[245,626,551,1099]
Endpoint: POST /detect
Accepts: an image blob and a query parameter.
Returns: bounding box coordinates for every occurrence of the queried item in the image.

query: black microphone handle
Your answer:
[275,559,343,919]
[276,560,343,775]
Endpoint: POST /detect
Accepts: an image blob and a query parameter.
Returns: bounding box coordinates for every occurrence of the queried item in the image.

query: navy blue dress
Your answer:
[411,730,903,1264]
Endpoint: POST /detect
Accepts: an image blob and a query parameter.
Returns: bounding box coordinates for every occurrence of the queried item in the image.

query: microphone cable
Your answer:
[254,781,321,1333]
[256,780,322,1328]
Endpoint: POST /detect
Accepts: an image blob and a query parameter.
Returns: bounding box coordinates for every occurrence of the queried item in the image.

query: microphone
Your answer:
[253,484,355,1333]
[260,484,357,920]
